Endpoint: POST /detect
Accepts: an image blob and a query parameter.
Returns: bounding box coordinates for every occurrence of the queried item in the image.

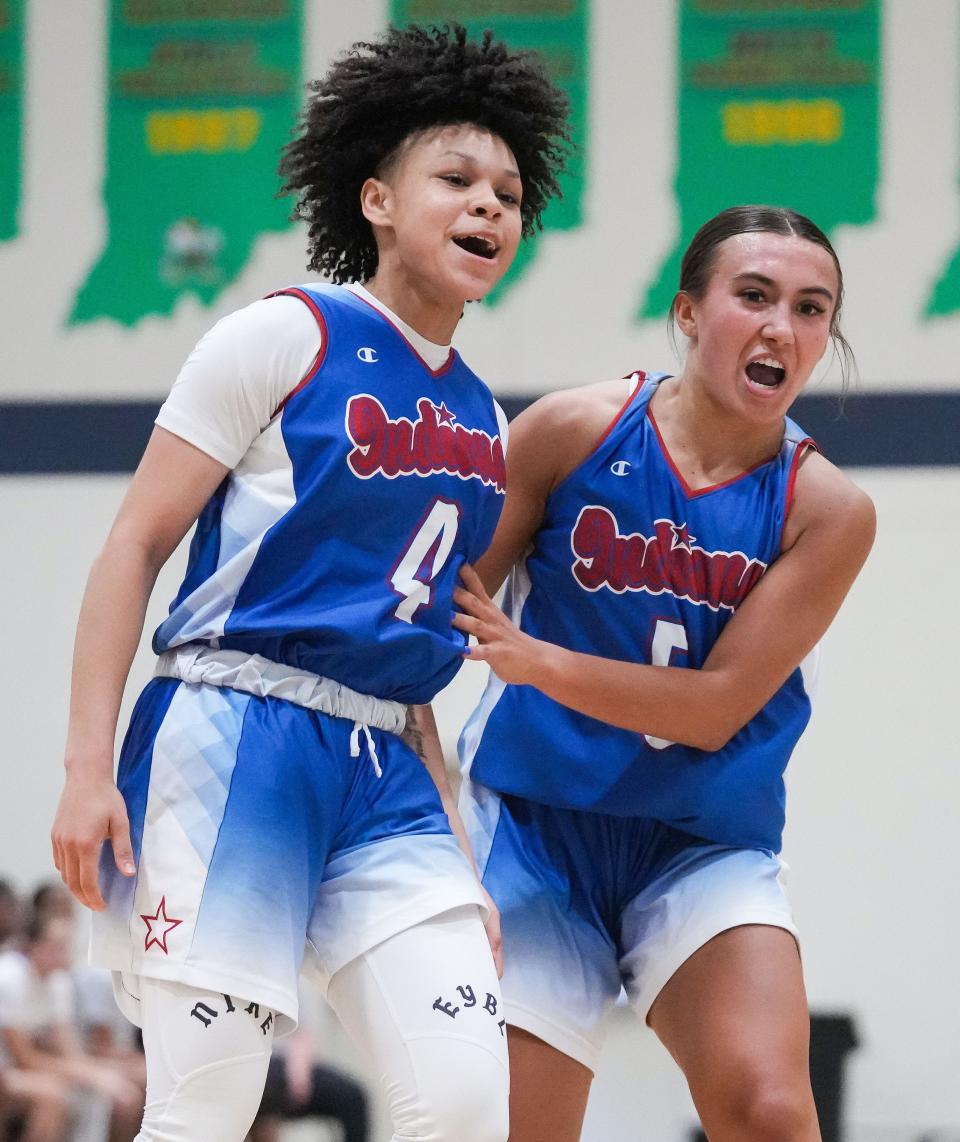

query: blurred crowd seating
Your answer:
[0,878,369,1142]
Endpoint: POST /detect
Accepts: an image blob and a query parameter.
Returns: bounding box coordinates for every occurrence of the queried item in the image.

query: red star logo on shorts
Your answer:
[140,896,183,954]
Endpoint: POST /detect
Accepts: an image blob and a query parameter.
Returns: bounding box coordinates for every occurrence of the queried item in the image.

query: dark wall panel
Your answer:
[1,393,957,474]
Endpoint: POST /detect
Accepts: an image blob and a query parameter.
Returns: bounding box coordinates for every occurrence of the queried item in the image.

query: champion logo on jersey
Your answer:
[345,394,506,492]
[356,346,379,363]
[570,505,766,611]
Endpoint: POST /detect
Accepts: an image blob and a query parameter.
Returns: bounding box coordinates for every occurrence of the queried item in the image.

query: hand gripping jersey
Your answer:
[461,374,817,853]
[153,285,506,705]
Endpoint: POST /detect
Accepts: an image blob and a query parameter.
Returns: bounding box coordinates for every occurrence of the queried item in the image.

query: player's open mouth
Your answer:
[452,234,499,260]
[745,356,786,387]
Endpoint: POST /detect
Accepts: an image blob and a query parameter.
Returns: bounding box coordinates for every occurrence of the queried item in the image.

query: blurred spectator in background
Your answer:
[72,964,146,1142]
[0,882,21,953]
[0,1065,69,1141]
[0,908,142,1141]
[29,886,73,928]
[73,964,144,1077]
[248,984,368,1142]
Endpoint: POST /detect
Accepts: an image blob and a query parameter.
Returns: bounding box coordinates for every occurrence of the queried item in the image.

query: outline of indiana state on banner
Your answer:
[926,140,960,318]
[639,0,881,320]
[927,241,960,317]
[70,0,303,327]
[390,0,589,304]
[0,0,25,243]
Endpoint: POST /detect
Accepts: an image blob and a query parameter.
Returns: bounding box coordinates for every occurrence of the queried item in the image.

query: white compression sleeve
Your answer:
[135,978,276,1142]
[326,904,509,1142]
[155,294,321,469]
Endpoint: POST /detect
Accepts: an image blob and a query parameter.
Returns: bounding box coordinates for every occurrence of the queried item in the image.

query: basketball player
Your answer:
[51,25,568,1142]
[454,206,876,1141]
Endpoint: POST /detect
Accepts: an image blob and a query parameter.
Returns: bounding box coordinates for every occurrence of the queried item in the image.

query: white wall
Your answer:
[2,468,958,1138]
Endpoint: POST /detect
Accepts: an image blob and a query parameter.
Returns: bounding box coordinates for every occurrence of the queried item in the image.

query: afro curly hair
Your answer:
[279,23,571,283]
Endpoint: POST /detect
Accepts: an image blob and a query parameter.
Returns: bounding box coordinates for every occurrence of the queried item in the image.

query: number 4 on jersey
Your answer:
[391,498,462,623]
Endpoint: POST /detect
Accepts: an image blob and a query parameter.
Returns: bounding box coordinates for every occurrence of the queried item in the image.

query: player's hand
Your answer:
[453,564,543,686]
[51,769,135,912]
[480,885,504,979]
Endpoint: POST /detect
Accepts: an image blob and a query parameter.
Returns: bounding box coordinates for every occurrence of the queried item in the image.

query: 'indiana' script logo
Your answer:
[346,395,505,492]
[571,506,766,611]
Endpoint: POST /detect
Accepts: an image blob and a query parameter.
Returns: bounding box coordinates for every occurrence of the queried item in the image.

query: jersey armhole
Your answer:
[784,436,819,522]
[266,287,329,418]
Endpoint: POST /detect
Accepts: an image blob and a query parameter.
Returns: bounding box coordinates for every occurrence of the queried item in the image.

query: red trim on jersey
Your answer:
[351,289,456,377]
[266,288,330,418]
[592,371,646,452]
[784,436,819,520]
[647,405,778,499]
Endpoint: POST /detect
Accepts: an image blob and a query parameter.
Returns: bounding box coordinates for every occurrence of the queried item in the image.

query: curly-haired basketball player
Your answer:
[52,24,568,1142]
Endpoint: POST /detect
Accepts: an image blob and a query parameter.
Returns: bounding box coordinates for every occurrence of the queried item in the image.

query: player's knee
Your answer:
[720,1078,817,1141]
[391,1038,509,1142]
[137,979,274,1140]
[138,1060,267,1142]
[408,1077,509,1142]
[744,1086,816,1140]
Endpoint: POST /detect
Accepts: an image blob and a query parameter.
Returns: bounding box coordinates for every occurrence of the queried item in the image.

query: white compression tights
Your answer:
[135,979,276,1141]
[326,904,509,1142]
[133,905,508,1142]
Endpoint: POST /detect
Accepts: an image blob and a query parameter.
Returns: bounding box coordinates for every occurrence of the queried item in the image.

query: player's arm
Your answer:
[454,453,876,751]
[52,298,320,913]
[52,429,230,911]
[472,379,630,595]
[401,703,505,974]
[435,380,636,963]
[282,1025,316,1106]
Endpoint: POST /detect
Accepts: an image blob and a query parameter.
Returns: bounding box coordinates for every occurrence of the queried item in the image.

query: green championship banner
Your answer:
[390,0,588,301]
[926,18,960,319]
[70,0,303,326]
[927,237,960,317]
[641,0,881,318]
[0,0,25,241]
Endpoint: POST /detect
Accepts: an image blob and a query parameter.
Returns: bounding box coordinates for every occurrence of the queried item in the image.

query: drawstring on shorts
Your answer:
[154,645,404,782]
[350,721,383,778]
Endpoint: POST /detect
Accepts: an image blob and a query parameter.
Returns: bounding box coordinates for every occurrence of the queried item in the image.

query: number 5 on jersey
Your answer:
[644,619,688,750]
[391,498,462,623]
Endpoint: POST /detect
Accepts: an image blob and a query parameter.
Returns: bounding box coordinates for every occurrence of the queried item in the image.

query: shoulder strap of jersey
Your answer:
[262,285,339,416]
[783,414,820,519]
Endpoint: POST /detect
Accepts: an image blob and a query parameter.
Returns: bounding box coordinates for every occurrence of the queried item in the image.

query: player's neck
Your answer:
[651,377,784,487]
[363,269,461,345]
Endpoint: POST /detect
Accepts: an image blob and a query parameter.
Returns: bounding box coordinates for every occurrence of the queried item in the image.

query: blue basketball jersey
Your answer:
[154,284,506,704]
[461,374,816,852]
